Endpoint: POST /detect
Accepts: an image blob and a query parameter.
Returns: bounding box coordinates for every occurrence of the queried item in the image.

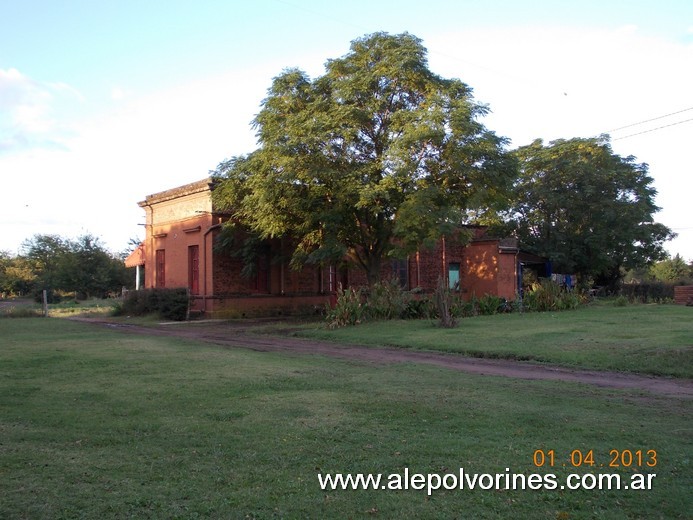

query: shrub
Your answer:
[613,295,629,307]
[476,294,504,316]
[401,297,434,320]
[117,288,190,321]
[619,282,674,303]
[363,279,408,320]
[522,280,585,312]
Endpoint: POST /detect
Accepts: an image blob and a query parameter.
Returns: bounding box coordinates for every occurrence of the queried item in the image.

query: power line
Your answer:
[607,106,693,133]
[611,117,693,141]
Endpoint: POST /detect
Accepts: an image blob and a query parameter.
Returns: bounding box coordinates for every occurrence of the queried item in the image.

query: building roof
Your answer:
[138,178,213,207]
[124,243,145,267]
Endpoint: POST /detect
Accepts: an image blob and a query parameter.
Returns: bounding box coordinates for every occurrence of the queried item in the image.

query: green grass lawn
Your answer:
[0,318,691,519]
[297,303,693,378]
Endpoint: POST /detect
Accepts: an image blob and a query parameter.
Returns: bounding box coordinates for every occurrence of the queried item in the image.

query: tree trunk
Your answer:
[365,257,382,287]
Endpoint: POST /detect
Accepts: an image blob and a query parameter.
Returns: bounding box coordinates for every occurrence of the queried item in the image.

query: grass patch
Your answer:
[298,304,693,378]
[0,318,691,518]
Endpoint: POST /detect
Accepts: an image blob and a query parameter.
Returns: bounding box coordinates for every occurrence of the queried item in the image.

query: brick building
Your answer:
[132,178,548,317]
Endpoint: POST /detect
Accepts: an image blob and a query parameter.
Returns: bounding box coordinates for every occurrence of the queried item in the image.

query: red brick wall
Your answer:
[674,285,693,305]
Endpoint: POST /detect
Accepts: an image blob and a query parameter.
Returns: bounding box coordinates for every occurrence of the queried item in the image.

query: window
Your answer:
[155,249,165,288]
[325,265,348,292]
[188,245,199,295]
[391,259,408,289]
[448,262,460,291]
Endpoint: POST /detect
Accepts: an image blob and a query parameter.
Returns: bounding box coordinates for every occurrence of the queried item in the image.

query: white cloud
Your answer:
[427,25,693,259]
[0,68,83,153]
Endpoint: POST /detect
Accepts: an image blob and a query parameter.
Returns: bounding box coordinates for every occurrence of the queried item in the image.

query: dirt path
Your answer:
[73,318,693,399]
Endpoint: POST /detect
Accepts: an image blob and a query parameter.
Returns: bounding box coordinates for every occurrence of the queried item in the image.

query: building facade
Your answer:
[132,178,547,317]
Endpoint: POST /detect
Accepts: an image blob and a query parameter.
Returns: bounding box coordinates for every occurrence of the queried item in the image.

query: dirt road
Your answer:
[74,318,693,399]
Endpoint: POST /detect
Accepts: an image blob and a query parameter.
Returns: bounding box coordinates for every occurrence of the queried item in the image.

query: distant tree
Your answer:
[59,235,130,298]
[505,137,675,289]
[0,253,37,296]
[21,233,130,298]
[212,32,514,286]
[21,234,71,291]
[650,254,692,282]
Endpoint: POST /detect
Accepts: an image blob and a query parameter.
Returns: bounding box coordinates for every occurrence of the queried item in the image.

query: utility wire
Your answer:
[611,117,693,141]
[608,106,693,133]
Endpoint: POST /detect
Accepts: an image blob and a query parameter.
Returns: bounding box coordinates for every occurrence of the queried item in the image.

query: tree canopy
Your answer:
[505,137,675,288]
[212,32,513,285]
[16,234,130,299]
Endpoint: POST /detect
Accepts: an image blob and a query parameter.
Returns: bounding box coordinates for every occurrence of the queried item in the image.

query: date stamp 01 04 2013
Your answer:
[532,449,657,469]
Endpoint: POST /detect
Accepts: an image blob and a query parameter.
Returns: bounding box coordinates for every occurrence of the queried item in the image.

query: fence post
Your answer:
[42,289,48,317]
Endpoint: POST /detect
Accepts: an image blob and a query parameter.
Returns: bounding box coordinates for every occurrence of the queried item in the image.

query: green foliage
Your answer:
[15,233,130,298]
[613,295,629,307]
[326,278,590,327]
[117,288,190,321]
[326,280,434,327]
[362,278,409,320]
[0,253,36,296]
[325,286,364,328]
[619,282,674,303]
[212,32,513,286]
[648,254,693,283]
[506,137,675,289]
[32,288,62,304]
[522,280,584,312]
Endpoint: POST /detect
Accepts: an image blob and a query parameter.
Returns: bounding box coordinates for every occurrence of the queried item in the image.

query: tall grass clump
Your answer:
[325,286,364,328]
[433,277,457,328]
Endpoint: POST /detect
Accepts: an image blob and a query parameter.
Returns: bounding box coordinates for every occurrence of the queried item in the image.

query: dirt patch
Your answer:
[71,317,693,399]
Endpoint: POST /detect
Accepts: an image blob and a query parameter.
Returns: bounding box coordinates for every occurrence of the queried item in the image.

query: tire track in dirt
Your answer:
[73,318,693,399]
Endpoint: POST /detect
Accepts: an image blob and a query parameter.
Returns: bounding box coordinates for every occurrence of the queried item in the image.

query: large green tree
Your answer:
[506,137,674,288]
[212,32,513,285]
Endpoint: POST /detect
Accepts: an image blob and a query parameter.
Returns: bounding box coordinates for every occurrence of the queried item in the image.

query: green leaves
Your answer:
[212,32,511,285]
[509,137,674,286]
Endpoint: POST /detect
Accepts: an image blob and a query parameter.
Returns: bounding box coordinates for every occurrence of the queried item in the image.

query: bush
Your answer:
[619,282,674,303]
[363,279,409,320]
[476,294,504,316]
[401,297,434,320]
[613,295,629,307]
[117,288,190,321]
[522,280,585,312]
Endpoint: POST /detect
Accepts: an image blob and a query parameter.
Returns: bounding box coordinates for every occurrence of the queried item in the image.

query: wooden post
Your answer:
[42,289,48,317]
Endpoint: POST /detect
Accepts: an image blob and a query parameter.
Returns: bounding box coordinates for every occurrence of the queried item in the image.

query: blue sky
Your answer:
[1,0,692,260]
